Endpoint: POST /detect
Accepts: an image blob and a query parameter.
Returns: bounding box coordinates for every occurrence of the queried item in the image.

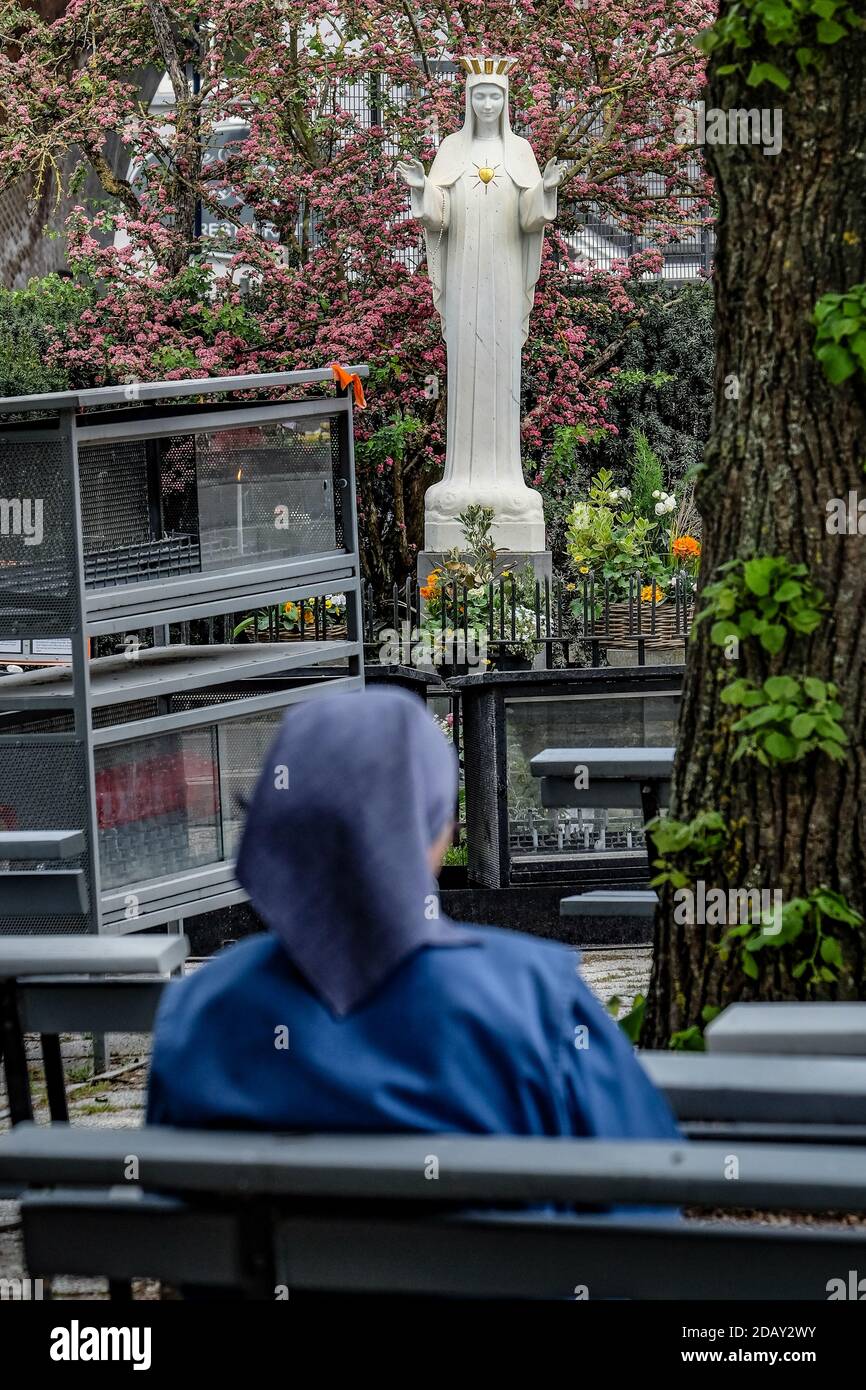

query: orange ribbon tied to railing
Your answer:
[330,363,367,409]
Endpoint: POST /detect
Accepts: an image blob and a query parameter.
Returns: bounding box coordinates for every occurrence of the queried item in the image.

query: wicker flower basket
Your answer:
[591,600,694,648]
[251,622,348,642]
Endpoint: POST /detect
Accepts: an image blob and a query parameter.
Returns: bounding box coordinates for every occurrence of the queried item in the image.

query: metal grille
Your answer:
[160,434,199,540]
[0,432,80,638]
[0,709,73,735]
[78,439,151,552]
[78,437,201,588]
[92,699,161,729]
[509,811,646,859]
[85,535,200,589]
[0,741,92,934]
[329,424,345,550]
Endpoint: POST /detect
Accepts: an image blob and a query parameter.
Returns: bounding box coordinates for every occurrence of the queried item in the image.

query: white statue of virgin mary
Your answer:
[397,56,565,553]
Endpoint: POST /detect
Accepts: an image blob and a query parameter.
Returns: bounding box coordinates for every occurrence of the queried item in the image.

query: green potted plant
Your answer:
[565,450,699,661]
[419,507,540,669]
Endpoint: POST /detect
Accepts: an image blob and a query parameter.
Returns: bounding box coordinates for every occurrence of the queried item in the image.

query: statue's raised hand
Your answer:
[396,156,426,190]
[542,157,566,190]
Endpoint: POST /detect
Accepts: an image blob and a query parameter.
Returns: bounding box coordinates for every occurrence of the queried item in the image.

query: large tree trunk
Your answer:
[644,29,866,1044]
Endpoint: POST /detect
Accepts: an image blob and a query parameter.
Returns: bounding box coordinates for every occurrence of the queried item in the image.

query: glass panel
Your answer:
[217,710,284,857]
[505,692,680,866]
[95,727,222,889]
[196,416,337,569]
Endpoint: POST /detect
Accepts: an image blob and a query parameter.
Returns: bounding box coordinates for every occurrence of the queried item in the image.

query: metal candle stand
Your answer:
[0,369,367,935]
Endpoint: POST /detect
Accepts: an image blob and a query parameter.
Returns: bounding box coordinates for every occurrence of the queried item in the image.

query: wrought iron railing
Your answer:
[364,571,696,670]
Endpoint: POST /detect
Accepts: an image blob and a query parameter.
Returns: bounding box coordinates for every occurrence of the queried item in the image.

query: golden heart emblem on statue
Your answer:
[478,167,495,184]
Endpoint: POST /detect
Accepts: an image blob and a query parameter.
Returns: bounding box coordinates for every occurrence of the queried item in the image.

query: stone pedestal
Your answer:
[424,511,547,554]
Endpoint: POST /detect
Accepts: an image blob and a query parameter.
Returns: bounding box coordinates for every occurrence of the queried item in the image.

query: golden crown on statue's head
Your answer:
[458,56,517,77]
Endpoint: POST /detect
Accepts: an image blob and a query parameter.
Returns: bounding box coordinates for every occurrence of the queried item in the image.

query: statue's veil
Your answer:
[422,63,545,343]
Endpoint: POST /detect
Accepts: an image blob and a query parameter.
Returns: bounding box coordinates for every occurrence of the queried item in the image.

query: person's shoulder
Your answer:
[158,933,284,1013]
[410,926,579,1063]
[445,922,577,982]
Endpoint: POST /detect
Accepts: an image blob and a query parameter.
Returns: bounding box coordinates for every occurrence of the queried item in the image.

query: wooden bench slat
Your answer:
[19,1189,866,1300]
[16,979,167,1033]
[22,1191,245,1292]
[271,1209,866,1301]
[707,1002,866,1058]
[0,831,85,860]
[3,1124,866,1209]
[539,779,671,810]
[0,934,188,976]
[640,1052,866,1124]
[0,871,89,915]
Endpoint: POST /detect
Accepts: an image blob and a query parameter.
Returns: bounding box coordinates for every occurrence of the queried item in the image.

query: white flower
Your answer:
[652,490,661,500]
[618,487,631,499]
[654,501,665,515]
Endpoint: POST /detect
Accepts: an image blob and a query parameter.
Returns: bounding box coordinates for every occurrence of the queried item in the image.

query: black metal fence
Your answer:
[363,571,695,670]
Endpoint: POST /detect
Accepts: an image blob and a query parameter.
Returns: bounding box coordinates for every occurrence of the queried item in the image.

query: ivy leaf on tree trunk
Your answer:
[644,8,866,1045]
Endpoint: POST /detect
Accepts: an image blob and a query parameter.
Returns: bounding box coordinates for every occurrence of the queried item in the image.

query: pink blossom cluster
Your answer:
[0,0,713,580]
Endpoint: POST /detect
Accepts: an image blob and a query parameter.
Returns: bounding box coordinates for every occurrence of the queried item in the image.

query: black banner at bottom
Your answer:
[1,1298,863,1375]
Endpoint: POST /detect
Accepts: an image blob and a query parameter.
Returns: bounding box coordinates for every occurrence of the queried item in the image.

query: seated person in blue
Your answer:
[147,687,679,1144]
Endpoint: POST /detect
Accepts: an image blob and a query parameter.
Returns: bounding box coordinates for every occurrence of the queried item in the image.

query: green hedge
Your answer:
[0,274,94,397]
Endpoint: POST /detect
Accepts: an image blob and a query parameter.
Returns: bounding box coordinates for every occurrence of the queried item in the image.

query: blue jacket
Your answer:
[147,925,679,1142]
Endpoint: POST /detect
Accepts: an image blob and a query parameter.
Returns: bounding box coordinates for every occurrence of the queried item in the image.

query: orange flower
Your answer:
[673,535,701,560]
[419,585,434,600]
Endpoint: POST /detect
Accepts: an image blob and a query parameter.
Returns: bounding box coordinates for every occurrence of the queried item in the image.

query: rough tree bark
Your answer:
[644,27,866,1044]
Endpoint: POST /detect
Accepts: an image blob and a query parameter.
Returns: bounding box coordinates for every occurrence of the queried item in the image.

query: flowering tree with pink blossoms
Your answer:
[0,0,712,590]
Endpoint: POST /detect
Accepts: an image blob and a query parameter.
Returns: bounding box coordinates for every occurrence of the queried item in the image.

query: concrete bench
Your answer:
[2,1123,865,1300]
[530,747,674,818]
[0,830,90,915]
[706,1002,866,1058]
[641,1051,866,1143]
[529,749,671,922]
[0,934,188,1125]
